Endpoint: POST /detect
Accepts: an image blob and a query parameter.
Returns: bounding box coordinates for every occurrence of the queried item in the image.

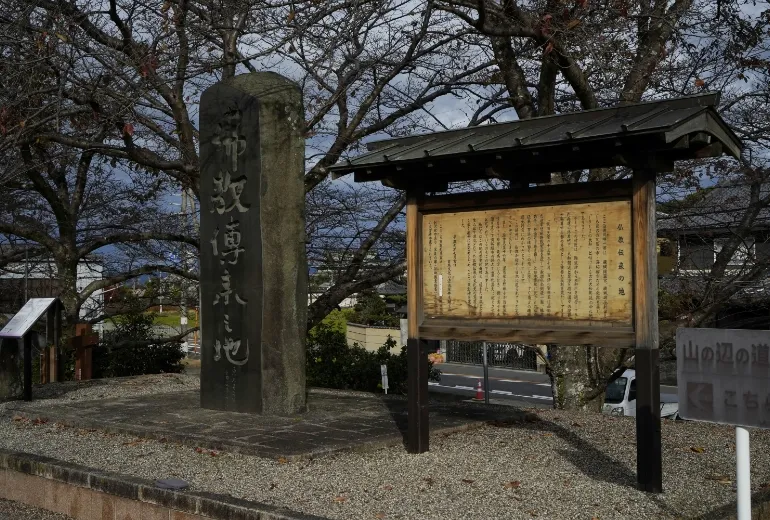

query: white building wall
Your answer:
[1,259,104,323]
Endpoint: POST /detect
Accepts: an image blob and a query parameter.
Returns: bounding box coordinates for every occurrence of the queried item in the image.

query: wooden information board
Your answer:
[422,200,633,325]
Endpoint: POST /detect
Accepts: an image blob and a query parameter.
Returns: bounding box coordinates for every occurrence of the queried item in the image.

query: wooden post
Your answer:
[45,306,58,383]
[43,309,52,384]
[23,334,32,401]
[54,302,62,383]
[406,190,429,453]
[73,324,97,381]
[632,167,662,493]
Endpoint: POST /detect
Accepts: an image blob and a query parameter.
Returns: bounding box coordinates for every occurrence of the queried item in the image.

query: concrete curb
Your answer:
[0,448,327,520]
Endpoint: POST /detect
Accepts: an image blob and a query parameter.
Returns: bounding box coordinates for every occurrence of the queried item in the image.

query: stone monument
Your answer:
[199,72,307,415]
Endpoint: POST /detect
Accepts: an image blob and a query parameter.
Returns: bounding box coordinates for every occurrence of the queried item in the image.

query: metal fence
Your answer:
[445,341,539,371]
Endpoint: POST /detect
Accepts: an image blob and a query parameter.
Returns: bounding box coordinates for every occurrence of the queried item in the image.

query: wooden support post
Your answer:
[45,307,58,383]
[632,167,662,493]
[54,303,62,383]
[23,334,32,401]
[72,324,97,382]
[406,190,429,453]
[407,338,431,452]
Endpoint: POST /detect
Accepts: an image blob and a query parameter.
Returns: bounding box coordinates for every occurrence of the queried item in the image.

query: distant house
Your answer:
[376,279,407,317]
[657,182,770,328]
[0,254,104,325]
[657,182,770,274]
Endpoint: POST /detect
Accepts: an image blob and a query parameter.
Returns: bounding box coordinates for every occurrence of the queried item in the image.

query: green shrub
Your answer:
[306,324,440,394]
[94,308,184,378]
[308,308,356,340]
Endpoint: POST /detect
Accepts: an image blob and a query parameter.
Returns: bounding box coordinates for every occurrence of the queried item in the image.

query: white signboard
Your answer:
[380,364,389,394]
[677,328,770,428]
[0,298,58,339]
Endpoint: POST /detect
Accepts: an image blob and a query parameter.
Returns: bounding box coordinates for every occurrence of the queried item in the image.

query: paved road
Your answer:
[430,363,679,406]
[430,363,554,407]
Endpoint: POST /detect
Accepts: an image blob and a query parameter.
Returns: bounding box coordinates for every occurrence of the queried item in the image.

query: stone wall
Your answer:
[346,323,402,352]
[0,448,322,520]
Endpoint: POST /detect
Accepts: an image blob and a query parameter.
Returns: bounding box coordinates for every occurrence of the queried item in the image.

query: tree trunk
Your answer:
[548,344,632,411]
[55,263,82,333]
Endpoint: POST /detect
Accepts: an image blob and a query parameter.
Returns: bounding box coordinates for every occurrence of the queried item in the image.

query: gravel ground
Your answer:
[1,374,768,520]
[16,373,200,405]
[0,499,73,519]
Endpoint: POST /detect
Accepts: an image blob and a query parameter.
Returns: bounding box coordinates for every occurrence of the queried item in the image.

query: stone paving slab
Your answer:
[5,389,527,460]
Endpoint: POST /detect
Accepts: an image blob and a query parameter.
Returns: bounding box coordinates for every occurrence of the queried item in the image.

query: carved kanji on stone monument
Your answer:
[200,72,307,415]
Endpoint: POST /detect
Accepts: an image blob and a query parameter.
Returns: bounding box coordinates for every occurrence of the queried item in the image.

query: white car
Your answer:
[602,369,679,419]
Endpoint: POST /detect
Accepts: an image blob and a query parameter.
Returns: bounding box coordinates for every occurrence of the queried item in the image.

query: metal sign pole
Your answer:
[736,426,751,520]
[482,342,490,405]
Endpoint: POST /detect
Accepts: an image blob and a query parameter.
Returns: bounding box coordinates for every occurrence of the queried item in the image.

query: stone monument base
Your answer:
[7,380,527,459]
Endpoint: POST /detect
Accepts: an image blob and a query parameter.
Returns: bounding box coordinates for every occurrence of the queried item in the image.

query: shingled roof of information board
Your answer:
[329,93,742,187]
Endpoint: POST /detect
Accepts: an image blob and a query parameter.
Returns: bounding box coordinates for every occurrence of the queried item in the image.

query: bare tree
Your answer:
[0,143,196,327]
[428,0,770,409]
[0,0,500,330]
[306,179,406,327]
[657,160,770,353]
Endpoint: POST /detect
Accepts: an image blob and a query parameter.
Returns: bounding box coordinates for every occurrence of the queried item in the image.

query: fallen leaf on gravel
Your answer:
[375,513,386,519]
[123,439,143,447]
[12,415,26,422]
[195,447,204,453]
[382,484,393,491]
[461,479,475,484]
[333,495,347,503]
[691,446,705,453]
[32,417,48,425]
[503,481,521,489]
[277,456,288,464]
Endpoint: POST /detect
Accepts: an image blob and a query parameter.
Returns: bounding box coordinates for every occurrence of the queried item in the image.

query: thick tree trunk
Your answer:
[55,263,82,333]
[549,345,600,411]
[549,344,632,411]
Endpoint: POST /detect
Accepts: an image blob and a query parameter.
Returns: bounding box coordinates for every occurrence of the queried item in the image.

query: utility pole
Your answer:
[179,188,197,353]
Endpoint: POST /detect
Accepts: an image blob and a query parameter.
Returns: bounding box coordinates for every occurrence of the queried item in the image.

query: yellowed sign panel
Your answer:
[422,201,633,324]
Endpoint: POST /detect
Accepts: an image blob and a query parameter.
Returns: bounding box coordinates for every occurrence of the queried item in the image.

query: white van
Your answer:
[602,369,679,419]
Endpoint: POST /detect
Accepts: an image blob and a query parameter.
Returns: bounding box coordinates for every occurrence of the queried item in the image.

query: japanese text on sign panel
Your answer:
[677,328,770,429]
[209,109,250,366]
[422,200,633,323]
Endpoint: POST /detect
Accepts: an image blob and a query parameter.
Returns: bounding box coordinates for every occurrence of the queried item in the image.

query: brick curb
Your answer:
[0,448,327,520]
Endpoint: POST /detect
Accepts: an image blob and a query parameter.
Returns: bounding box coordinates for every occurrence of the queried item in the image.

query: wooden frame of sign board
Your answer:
[406,175,661,492]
